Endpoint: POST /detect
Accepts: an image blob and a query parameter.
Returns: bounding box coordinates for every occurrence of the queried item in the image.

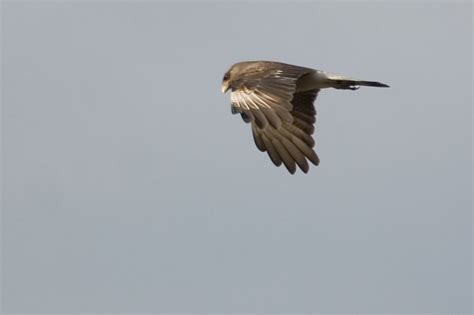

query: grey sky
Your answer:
[1,1,472,313]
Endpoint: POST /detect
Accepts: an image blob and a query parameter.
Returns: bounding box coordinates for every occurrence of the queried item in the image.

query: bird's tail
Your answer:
[351,80,389,88]
[327,75,389,90]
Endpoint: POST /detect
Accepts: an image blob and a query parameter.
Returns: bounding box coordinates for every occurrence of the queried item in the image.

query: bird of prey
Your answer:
[221,60,389,174]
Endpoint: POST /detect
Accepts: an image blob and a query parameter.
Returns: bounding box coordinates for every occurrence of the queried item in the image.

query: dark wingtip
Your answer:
[310,154,320,166]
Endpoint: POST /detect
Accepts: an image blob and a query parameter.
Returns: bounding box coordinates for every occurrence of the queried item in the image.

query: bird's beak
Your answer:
[221,81,230,94]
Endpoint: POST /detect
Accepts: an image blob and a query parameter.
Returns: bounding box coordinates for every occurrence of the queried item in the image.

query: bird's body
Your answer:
[221,61,389,174]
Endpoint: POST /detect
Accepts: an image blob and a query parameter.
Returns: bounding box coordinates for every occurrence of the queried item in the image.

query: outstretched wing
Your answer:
[229,66,312,129]
[251,89,320,174]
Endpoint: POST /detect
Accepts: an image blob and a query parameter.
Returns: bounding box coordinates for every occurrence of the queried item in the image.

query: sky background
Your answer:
[1,1,472,313]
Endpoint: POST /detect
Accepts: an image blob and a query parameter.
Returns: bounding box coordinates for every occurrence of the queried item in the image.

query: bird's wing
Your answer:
[230,67,311,129]
[251,89,320,174]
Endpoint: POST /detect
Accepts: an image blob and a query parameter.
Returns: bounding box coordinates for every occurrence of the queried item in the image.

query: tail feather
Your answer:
[356,80,390,88]
[327,75,389,89]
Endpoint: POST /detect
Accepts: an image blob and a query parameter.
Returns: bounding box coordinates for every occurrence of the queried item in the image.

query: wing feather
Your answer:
[252,124,266,152]
[251,108,268,128]
[229,67,310,126]
[250,88,320,174]
[261,133,283,166]
[271,137,297,174]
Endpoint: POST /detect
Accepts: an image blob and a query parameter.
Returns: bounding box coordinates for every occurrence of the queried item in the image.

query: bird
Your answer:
[221,60,389,174]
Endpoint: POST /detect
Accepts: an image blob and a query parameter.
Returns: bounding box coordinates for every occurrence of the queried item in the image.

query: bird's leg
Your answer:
[333,79,360,90]
[336,84,360,90]
[347,85,360,90]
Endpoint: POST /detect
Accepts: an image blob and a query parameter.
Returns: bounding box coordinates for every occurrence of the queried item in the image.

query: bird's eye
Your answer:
[223,73,230,81]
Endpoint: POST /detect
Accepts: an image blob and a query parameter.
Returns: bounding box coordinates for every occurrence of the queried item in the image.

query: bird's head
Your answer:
[221,70,232,94]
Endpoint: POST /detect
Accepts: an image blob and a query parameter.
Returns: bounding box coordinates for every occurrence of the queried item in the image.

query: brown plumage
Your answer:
[221,61,389,174]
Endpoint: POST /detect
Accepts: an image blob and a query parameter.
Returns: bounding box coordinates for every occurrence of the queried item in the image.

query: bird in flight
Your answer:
[221,60,389,174]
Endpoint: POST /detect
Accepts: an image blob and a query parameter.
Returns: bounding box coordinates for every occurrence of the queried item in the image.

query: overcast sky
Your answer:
[2,1,472,313]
